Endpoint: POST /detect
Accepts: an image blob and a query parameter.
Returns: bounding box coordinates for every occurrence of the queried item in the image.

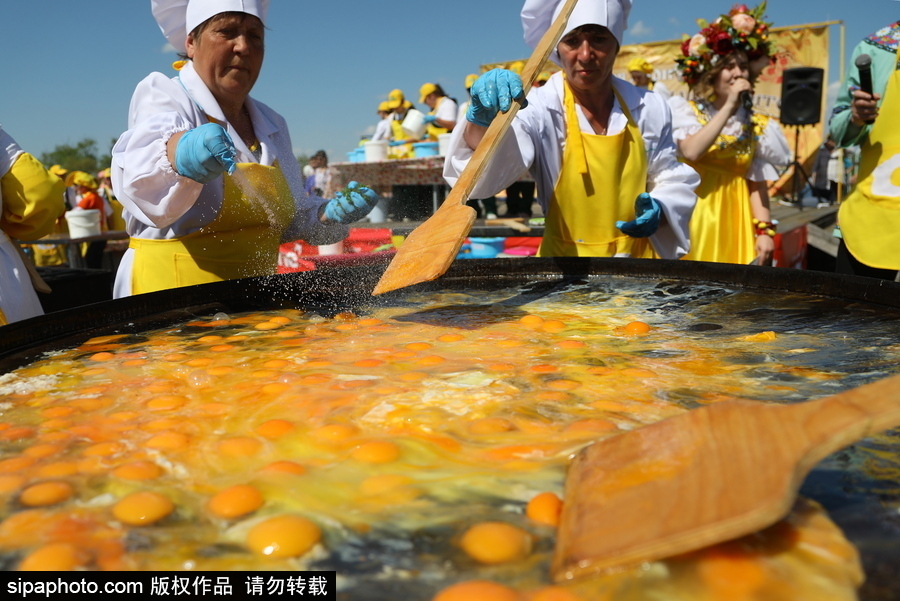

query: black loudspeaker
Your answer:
[780,67,824,126]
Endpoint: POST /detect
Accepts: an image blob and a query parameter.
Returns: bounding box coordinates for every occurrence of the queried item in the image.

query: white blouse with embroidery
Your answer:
[668,95,791,182]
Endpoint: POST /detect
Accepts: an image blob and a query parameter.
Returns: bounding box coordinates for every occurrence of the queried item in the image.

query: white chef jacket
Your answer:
[372,117,393,142]
[443,72,699,259]
[433,96,459,125]
[111,61,347,298]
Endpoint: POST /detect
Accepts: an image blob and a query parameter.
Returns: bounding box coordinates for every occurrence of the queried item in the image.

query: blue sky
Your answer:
[1,1,897,165]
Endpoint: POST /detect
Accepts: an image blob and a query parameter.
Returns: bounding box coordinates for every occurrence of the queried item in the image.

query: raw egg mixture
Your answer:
[1,280,899,600]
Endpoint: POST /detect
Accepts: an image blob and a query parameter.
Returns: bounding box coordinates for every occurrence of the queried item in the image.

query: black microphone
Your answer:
[855,53,875,124]
[740,90,753,112]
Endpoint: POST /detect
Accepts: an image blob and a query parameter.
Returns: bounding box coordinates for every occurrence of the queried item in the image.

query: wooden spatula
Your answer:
[552,372,900,582]
[371,0,580,296]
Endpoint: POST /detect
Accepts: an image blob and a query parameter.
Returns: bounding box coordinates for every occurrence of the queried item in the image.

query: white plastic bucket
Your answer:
[401,109,427,139]
[65,209,101,238]
[364,139,388,162]
[317,241,344,256]
[438,133,452,156]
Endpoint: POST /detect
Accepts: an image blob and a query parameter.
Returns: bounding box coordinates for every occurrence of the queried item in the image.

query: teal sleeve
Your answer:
[829,41,896,147]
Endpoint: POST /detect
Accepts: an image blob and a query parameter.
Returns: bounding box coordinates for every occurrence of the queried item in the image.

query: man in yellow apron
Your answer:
[829,20,900,281]
[442,0,698,259]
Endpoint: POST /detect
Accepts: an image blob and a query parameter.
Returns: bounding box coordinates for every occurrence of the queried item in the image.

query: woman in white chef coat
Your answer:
[443,0,699,259]
[111,0,379,298]
[0,126,66,325]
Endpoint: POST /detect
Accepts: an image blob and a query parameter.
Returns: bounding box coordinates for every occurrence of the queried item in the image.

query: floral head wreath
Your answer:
[676,2,774,87]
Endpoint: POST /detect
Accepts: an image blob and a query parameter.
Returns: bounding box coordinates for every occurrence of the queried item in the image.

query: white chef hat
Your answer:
[522,0,632,65]
[151,0,270,52]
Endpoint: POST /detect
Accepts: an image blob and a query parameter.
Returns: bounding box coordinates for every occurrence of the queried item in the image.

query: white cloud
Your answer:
[629,20,652,38]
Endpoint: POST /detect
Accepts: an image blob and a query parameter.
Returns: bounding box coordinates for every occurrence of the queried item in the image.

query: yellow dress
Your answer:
[681,101,768,265]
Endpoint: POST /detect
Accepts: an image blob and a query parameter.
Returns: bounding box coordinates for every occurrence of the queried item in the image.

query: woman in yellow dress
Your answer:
[669,3,789,265]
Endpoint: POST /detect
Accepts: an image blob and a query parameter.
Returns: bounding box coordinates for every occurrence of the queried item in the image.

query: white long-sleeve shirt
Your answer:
[372,117,393,142]
[443,72,699,259]
[111,61,346,298]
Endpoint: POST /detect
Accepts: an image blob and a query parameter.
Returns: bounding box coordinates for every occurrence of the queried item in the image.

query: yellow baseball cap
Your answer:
[508,60,525,74]
[65,171,98,189]
[386,89,405,109]
[627,57,654,74]
[537,70,551,83]
[465,73,479,90]
[419,83,438,104]
[49,164,68,177]
[378,101,392,112]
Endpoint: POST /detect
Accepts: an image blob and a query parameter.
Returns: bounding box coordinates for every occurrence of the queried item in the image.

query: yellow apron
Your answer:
[838,52,900,270]
[425,97,451,141]
[539,82,656,258]
[389,119,414,159]
[128,162,295,295]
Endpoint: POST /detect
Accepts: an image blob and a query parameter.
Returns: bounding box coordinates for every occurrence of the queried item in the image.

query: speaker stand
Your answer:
[783,125,816,210]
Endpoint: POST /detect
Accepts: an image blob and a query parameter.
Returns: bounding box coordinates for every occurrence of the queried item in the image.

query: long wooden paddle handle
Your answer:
[786,372,900,467]
[447,0,580,207]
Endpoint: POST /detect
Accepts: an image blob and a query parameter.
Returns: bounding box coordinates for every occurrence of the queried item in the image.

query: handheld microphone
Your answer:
[740,90,753,112]
[855,53,875,124]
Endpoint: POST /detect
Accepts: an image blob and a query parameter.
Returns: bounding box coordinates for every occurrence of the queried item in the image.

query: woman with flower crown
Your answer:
[669,2,789,265]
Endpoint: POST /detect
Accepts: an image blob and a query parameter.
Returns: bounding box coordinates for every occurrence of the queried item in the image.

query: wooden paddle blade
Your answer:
[553,372,900,581]
[371,203,476,295]
[551,400,805,582]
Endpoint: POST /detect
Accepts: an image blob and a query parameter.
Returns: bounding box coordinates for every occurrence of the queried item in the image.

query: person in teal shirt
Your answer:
[829,19,900,280]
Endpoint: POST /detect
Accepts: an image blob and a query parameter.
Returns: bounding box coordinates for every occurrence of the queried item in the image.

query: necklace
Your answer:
[239,105,259,153]
[690,100,762,157]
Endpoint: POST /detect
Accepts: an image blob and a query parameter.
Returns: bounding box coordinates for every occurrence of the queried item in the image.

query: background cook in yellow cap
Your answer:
[626,56,671,101]
[418,82,458,140]
[386,90,416,157]
[444,0,699,260]
[372,101,393,142]
[110,0,380,298]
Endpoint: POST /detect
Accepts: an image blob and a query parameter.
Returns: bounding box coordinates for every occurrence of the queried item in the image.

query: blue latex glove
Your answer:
[466,68,528,127]
[175,123,237,183]
[422,114,438,124]
[323,181,380,224]
[616,193,662,238]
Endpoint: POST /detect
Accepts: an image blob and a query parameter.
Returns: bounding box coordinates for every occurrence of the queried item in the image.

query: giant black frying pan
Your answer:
[1,258,898,599]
